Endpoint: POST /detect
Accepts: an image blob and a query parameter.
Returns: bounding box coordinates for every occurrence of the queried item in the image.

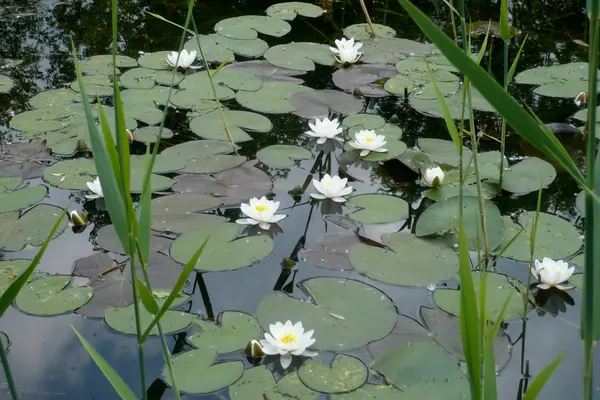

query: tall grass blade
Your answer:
[0,336,18,399]
[482,292,512,399]
[521,353,565,400]
[135,274,159,315]
[143,11,195,35]
[71,326,138,400]
[500,0,509,42]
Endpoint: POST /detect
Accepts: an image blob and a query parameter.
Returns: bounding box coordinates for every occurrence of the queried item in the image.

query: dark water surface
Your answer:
[0,0,598,399]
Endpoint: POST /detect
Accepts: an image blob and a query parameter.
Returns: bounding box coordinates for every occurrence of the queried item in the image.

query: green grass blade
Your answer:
[0,206,68,316]
[507,35,527,82]
[71,326,138,400]
[143,11,195,35]
[521,353,565,400]
[141,237,209,343]
[427,64,460,149]
[500,0,510,42]
[112,85,134,218]
[135,274,159,315]
[482,291,512,399]
[137,149,153,264]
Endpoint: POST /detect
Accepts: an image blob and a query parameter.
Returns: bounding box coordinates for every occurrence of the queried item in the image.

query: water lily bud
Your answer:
[423,166,445,187]
[126,129,134,144]
[574,91,588,107]
[76,139,89,152]
[69,210,88,227]
[281,257,296,269]
[244,339,264,358]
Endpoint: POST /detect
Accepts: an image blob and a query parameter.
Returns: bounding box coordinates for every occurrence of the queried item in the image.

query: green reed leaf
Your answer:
[522,353,564,400]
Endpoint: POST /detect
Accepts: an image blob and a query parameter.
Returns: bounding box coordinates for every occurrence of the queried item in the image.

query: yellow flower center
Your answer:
[255,205,268,212]
[365,136,375,143]
[280,332,297,344]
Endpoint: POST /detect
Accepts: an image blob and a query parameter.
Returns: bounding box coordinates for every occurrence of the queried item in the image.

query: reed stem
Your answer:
[0,339,19,400]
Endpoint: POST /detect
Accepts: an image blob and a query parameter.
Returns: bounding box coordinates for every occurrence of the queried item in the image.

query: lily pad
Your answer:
[188,311,261,353]
[342,114,386,130]
[576,191,585,216]
[409,85,494,119]
[10,107,75,133]
[0,75,14,93]
[500,157,556,194]
[349,233,457,287]
[173,162,272,206]
[29,88,83,108]
[133,126,173,144]
[415,195,505,251]
[137,51,176,70]
[0,259,29,297]
[160,139,244,174]
[343,23,396,40]
[265,42,333,72]
[266,2,324,20]
[515,62,599,98]
[0,204,68,251]
[15,275,93,316]
[236,81,313,113]
[299,233,358,270]
[501,213,582,261]
[0,183,46,213]
[170,223,274,272]
[330,384,403,399]
[344,124,407,161]
[184,34,269,63]
[570,273,584,289]
[80,54,137,75]
[434,271,525,322]
[95,224,173,255]
[70,74,114,97]
[215,16,292,40]
[417,138,472,168]
[164,348,244,394]
[332,64,397,97]
[151,193,226,234]
[256,277,396,351]
[120,67,183,89]
[385,56,460,96]
[43,158,97,190]
[190,110,272,142]
[360,38,434,64]
[298,354,367,394]
[256,145,313,168]
[467,20,518,39]
[371,341,470,397]
[289,89,364,119]
[346,194,408,224]
[106,304,194,335]
[230,367,318,400]
[223,60,305,83]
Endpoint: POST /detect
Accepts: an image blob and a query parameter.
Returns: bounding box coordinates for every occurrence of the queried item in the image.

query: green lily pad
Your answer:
[137,51,176,70]
[164,348,244,394]
[289,89,364,119]
[105,304,194,335]
[330,384,403,399]
[501,213,582,261]
[184,34,269,63]
[223,60,305,83]
[265,42,333,72]
[188,311,261,353]
[360,38,434,64]
[332,64,397,97]
[256,277,396,351]
[425,182,499,202]
[409,85,494,119]
[151,193,224,234]
[385,56,460,96]
[215,15,292,40]
[70,74,114,97]
[371,341,470,397]
[129,170,174,193]
[346,194,408,224]
[348,233,457,287]
[256,145,313,168]
[170,223,275,272]
[0,204,68,251]
[236,81,313,113]
[80,54,137,75]
[190,110,271,142]
[415,195,505,251]
[0,259,29,297]
[121,86,173,107]
[500,157,556,194]
[0,177,22,193]
[343,23,396,40]
[10,107,75,133]
[342,114,386,130]
[95,224,173,255]
[29,88,83,108]
[515,62,599,98]
[417,138,472,168]
[15,275,93,316]
[467,20,518,38]
[230,367,318,400]
[572,253,584,267]
[43,158,97,190]
[266,2,324,20]
[132,126,173,143]
[160,139,245,174]
[120,67,164,89]
[298,354,367,394]
[0,184,46,213]
[0,75,14,93]
[570,273,584,289]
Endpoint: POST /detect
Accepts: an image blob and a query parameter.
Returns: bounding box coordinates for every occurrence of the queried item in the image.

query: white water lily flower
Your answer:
[237,196,286,230]
[85,177,103,200]
[348,129,387,157]
[165,49,197,71]
[531,257,575,291]
[329,37,363,64]
[310,174,353,202]
[423,166,445,187]
[259,320,318,369]
[305,117,343,144]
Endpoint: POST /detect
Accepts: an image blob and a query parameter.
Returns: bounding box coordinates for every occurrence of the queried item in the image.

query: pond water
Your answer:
[0,0,599,399]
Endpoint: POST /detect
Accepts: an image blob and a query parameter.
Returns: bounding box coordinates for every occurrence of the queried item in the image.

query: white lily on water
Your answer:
[423,166,445,187]
[85,177,103,200]
[260,320,318,369]
[348,129,387,157]
[310,174,353,202]
[165,49,197,71]
[531,257,575,291]
[329,37,363,64]
[305,117,343,144]
[236,196,286,230]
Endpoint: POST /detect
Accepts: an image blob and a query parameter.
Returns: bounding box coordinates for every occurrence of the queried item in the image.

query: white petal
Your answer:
[259,340,279,355]
[301,349,319,357]
[339,187,353,196]
[373,147,388,153]
[236,218,258,225]
[310,193,327,200]
[537,283,551,290]
[279,353,293,369]
[258,221,271,230]
[332,196,347,203]
[269,214,286,223]
[360,149,370,157]
[317,137,327,144]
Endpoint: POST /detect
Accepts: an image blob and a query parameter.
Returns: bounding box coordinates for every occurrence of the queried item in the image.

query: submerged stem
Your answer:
[0,339,19,400]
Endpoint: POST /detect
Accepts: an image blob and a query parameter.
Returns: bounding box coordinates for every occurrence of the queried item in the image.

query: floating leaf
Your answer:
[344,124,406,161]
[236,81,313,113]
[184,34,269,63]
[0,183,46,213]
[230,367,318,400]
[346,194,408,224]
[330,384,403,399]
[371,341,470,397]
[133,126,173,144]
[160,139,244,174]
[342,114,386,130]
[151,193,225,233]
[137,51,174,70]
[223,60,305,83]
[70,74,113,97]
[343,23,396,40]
[15,275,93,316]
[80,54,137,75]
[298,354,367,393]
[349,233,457,286]
[501,213,582,261]
[415,196,505,251]
[43,158,97,190]
[188,311,261,353]
[409,85,494,119]
[266,2,324,20]
[0,204,68,251]
[289,89,364,119]
[417,138,472,167]
[10,107,75,133]
[576,190,585,216]
[570,273,584,289]
[256,145,313,168]
[0,75,14,93]
[515,62,599,98]
[0,259,29,297]
[500,157,556,194]
[332,64,397,97]
[468,20,518,39]
[164,348,244,394]
[434,271,525,322]
[265,42,333,72]
[360,38,434,64]
[106,304,194,335]
[120,67,182,89]
[256,277,396,351]
[385,56,459,96]
[29,88,82,109]
[299,233,358,270]
[190,110,271,142]
[215,15,292,40]
[95,224,173,255]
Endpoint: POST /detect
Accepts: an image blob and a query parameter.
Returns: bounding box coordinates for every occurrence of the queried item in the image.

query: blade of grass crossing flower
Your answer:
[71,326,138,400]
[521,353,565,400]
[500,0,509,42]
[141,237,210,342]
[396,0,588,192]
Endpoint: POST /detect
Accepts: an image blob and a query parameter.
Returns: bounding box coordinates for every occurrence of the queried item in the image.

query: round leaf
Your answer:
[105,304,194,335]
[214,16,292,40]
[501,157,557,194]
[0,75,15,93]
[266,2,324,20]
[298,354,367,393]
[0,204,68,251]
[184,34,269,63]
[236,81,313,113]
[133,126,173,143]
[0,184,46,213]
[346,194,408,223]
[190,110,272,142]
[343,23,396,40]
[265,42,333,72]
[15,275,93,316]
[257,145,313,168]
[0,259,29,297]
[188,311,261,353]
[289,89,364,119]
